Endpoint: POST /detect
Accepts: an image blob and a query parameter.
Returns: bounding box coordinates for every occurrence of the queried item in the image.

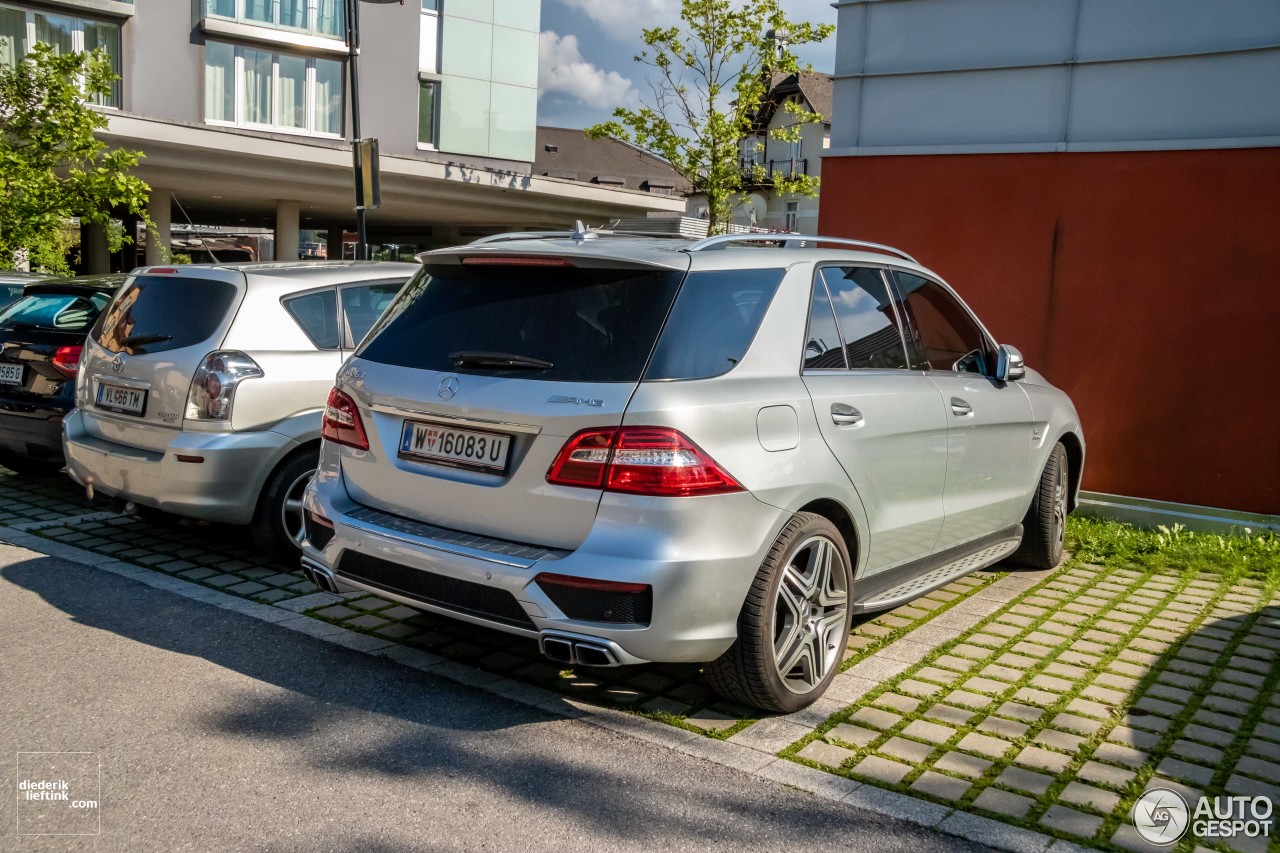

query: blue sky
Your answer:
[536,0,838,129]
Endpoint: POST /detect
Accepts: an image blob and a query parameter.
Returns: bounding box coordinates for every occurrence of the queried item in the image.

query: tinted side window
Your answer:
[803,277,846,369]
[645,269,783,380]
[895,272,990,375]
[284,289,339,349]
[0,292,111,332]
[821,267,909,370]
[95,276,238,355]
[340,281,402,348]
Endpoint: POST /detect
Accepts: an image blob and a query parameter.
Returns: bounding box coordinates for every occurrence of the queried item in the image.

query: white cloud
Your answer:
[553,0,679,42]
[538,30,638,110]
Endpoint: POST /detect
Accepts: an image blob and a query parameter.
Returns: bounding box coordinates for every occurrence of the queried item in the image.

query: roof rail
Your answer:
[468,231,575,245]
[684,233,918,264]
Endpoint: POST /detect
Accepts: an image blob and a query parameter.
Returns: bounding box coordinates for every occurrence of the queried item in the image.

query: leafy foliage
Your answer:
[1067,516,1280,583]
[586,0,833,235]
[0,44,151,275]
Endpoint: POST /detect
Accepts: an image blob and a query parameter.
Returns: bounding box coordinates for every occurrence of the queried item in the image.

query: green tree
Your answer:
[0,44,151,274]
[586,0,833,235]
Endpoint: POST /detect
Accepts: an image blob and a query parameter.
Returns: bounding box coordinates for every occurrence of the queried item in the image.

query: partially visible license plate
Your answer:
[0,363,21,386]
[399,419,511,473]
[95,381,147,416]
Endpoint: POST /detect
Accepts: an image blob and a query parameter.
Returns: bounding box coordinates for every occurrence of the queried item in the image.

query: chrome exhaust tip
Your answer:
[572,642,618,667]
[538,632,624,667]
[540,636,575,665]
[300,559,339,594]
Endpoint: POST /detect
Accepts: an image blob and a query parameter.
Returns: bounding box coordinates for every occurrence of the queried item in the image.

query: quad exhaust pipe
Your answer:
[539,633,621,667]
[300,559,340,594]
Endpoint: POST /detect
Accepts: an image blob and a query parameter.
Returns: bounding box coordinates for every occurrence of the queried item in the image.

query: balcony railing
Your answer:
[741,158,809,185]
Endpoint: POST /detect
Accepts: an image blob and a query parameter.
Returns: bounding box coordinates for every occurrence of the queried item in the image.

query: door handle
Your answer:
[831,403,863,426]
[950,397,973,417]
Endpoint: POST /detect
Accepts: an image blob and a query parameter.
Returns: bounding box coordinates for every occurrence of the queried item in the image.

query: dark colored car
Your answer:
[0,272,50,312]
[0,275,124,474]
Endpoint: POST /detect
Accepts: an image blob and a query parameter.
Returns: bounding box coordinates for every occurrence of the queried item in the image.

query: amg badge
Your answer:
[547,395,604,408]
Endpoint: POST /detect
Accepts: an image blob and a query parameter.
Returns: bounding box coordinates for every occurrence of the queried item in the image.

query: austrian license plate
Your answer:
[399,419,511,473]
[95,381,147,416]
[0,363,21,386]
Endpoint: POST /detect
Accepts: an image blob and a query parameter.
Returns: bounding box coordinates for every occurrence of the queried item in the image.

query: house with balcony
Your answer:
[686,70,831,232]
[0,0,682,270]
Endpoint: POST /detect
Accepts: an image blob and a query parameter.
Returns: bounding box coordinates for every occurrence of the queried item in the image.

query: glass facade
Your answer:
[0,3,122,107]
[204,40,343,136]
[205,0,344,40]
[437,0,539,161]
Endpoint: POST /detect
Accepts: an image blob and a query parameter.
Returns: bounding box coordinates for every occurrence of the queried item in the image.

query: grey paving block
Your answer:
[828,723,878,747]
[933,751,992,779]
[995,766,1054,795]
[958,732,1012,759]
[879,736,934,764]
[910,770,971,801]
[1156,757,1215,786]
[851,754,912,784]
[1015,746,1071,774]
[684,709,737,732]
[1077,759,1137,788]
[1058,781,1120,813]
[1039,805,1103,839]
[726,717,813,754]
[797,739,856,769]
[902,719,956,745]
[974,787,1034,818]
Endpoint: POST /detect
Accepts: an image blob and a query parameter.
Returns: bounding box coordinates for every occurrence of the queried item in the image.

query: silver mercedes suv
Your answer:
[63,261,417,556]
[300,232,1084,712]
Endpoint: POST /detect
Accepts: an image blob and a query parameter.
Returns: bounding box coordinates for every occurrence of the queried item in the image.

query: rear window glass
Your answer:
[0,291,112,332]
[357,263,683,383]
[644,269,784,380]
[95,276,238,355]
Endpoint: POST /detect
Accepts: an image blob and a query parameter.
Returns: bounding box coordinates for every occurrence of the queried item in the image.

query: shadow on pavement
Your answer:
[3,554,980,852]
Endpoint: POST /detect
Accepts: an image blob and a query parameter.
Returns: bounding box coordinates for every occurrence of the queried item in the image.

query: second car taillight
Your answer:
[51,345,82,377]
[321,387,369,450]
[185,351,263,423]
[546,427,743,497]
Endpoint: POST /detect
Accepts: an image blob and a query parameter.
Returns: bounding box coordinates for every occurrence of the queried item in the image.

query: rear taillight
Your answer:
[322,387,369,450]
[185,351,263,423]
[546,427,743,497]
[52,345,82,377]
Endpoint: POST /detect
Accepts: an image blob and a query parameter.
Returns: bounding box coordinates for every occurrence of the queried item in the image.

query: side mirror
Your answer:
[996,344,1025,382]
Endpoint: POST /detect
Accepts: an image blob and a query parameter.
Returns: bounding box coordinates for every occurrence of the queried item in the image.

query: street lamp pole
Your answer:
[343,0,367,260]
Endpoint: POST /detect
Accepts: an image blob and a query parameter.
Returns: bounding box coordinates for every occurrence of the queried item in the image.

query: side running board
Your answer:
[851,525,1024,614]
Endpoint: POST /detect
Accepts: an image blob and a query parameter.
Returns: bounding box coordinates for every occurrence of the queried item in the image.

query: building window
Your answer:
[204,40,343,136]
[0,3,121,107]
[784,201,798,232]
[421,0,438,9]
[417,79,438,146]
[205,0,345,40]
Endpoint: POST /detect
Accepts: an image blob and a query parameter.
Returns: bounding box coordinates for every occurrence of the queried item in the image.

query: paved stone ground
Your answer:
[12,470,1006,736]
[6,469,1279,852]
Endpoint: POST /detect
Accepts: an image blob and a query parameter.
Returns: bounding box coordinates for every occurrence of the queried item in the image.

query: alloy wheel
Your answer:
[772,535,848,695]
[281,469,316,550]
[1053,453,1068,548]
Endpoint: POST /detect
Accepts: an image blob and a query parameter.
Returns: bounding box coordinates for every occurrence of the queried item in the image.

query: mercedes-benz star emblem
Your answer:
[111,354,126,375]
[438,376,459,400]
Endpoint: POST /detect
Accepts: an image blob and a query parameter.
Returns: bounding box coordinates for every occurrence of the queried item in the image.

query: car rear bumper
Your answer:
[62,408,297,524]
[0,398,70,459]
[302,468,790,664]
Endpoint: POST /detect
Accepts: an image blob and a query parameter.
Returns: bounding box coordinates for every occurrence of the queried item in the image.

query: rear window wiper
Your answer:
[449,350,554,370]
[120,334,172,348]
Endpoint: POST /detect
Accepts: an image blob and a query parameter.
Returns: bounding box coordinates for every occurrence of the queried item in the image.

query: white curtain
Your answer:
[204,42,235,122]
[279,0,305,29]
[242,48,272,125]
[315,0,342,37]
[313,58,342,135]
[34,13,73,55]
[277,54,305,128]
[0,8,25,68]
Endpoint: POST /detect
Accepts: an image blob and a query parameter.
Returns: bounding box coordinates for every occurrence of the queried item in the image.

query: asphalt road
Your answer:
[0,543,979,853]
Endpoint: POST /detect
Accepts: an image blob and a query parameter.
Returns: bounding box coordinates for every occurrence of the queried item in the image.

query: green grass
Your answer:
[1068,517,1280,582]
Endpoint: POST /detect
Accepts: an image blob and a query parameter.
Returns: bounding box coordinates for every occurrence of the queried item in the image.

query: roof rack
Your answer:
[684,233,918,264]
[468,231,575,245]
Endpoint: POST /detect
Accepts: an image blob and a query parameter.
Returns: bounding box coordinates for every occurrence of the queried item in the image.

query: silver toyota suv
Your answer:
[300,232,1084,712]
[63,261,417,556]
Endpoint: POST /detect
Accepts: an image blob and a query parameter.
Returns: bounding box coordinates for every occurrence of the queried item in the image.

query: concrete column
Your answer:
[326,226,345,261]
[275,200,300,262]
[83,222,110,274]
[145,189,171,265]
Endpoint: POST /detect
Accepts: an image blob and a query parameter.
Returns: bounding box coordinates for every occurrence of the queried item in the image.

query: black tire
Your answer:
[705,512,854,714]
[249,451,317,560]
[1008,441,1069,569]
[0,451,63,476]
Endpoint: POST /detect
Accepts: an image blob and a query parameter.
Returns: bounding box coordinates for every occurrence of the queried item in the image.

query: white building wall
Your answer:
[829,0,1280,154]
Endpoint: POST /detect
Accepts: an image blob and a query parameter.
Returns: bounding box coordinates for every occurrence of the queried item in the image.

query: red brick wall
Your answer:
[819,148,1280,515]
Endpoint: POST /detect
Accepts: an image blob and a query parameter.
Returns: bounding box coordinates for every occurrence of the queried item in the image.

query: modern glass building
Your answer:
[0,0,681,268]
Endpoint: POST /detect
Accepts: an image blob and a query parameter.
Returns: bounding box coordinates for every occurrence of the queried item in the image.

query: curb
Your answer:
[0,525,1078,853]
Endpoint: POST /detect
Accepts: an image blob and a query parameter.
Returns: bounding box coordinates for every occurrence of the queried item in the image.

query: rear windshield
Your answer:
[95,276,238,355]
[357,263,684,383]
[0,291,112,332]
